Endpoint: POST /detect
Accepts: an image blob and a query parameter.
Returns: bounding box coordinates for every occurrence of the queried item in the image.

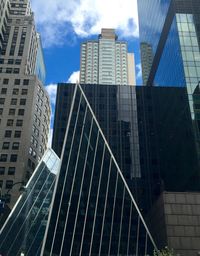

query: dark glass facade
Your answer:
[53,84,200,208]
[136,86,200,194]
[138,0,200,167]
[0,149,60,256]
[43,84,157,255]
[49,83,200,254]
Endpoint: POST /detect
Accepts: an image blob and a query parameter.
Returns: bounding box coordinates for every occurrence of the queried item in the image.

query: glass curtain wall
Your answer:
[0,149,60,256]
[41,84,157,256]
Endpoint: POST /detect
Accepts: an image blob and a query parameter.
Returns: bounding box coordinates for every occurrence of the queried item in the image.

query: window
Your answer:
[23,79,29,85]
[15,59,21,65]
[2,142,10,149]
[0,109,3,115]
[14,131,21,138]
[20,99,26,105]
[21,89,28,95]
[0,59,4,64]
[13,88,19,95]
[0,154,7,162]
[28,158,35,170]
[10,154,17,162]
[1,88,7,94]
[11,98,17,105]
[5,130,12,137]
[18,109,24,115]
[12,142,20,150]
[7,119,14,126]
[9,109,15,115]
[13,68,19,74]
[8,59,14,64]
[6,68,12,73]
[6,180,13,189]
[0,167,5,175]
[0,98,5,105]
[14,79,20,85]
[3,78,9,85]
[16,119,23,126]
[8,167,15,175]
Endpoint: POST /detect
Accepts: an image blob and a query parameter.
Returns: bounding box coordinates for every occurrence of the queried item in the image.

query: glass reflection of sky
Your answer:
[138,0,171,55]
[154,16,186,87]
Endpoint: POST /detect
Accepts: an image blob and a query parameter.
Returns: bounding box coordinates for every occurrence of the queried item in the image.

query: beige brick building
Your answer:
[0,0,51,208]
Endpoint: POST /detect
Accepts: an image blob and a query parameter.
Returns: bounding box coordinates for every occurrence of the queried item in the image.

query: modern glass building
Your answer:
[42,83,157,255]
[138,0,200,89]
[138,0,200,165]
[48,82,200,254]
[0,149,60,256]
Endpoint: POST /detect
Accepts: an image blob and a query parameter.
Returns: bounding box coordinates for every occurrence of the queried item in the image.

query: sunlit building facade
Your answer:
[80,28,136,86]
[0,0,51,208]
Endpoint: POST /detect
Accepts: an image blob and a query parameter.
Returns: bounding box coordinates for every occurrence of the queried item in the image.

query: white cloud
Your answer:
[67,71,80,83]
[45,83,57,107]
[136,63,142,79]
[48,128,53,147]
[45,84,57,147]
[31,0,138,47]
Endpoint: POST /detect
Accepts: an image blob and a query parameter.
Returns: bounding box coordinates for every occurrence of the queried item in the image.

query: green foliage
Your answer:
[153,247,175,256]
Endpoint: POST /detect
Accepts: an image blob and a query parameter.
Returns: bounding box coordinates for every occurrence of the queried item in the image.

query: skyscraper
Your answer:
[137,0,200,89]
[137,0,200,163]
[42,83,157,255]
[138,2,200,253]
[140,42,153,86]
[0,0,51,208]
[50,82,200,254]
[80,28,136,85]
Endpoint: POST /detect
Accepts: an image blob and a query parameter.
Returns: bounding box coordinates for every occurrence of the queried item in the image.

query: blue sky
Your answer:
[30,0,142,142]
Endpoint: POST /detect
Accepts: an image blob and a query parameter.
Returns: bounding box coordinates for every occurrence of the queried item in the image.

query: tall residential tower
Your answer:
[0,0,51,208]
[80,28,136,86]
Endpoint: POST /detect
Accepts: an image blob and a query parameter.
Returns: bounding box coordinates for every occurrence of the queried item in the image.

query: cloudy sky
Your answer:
[30,0,142,142]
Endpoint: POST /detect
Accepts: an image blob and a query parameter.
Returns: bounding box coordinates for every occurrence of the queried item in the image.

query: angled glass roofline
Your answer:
[0,148,60,255]
[41,83,158,254]
[77,83,159,252]
[0,148,60,234]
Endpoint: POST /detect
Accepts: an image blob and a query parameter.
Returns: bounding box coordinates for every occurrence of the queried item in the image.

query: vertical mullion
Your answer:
[88,144,106,256]
[58,106,88,255]
[78,83,158,251]
[17,180,56,256]
[126,202,133,255]
[107,172,119,255]
[7,174,50,255]
[117,185,126,255]
[0,160,48,247]
[41,84,78,255]
[145,231,148,255]
[78,131,100,255]
[136,215,140,256]
[67,117,94,256]
[98,157,112,256]
[48,90,82,255]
